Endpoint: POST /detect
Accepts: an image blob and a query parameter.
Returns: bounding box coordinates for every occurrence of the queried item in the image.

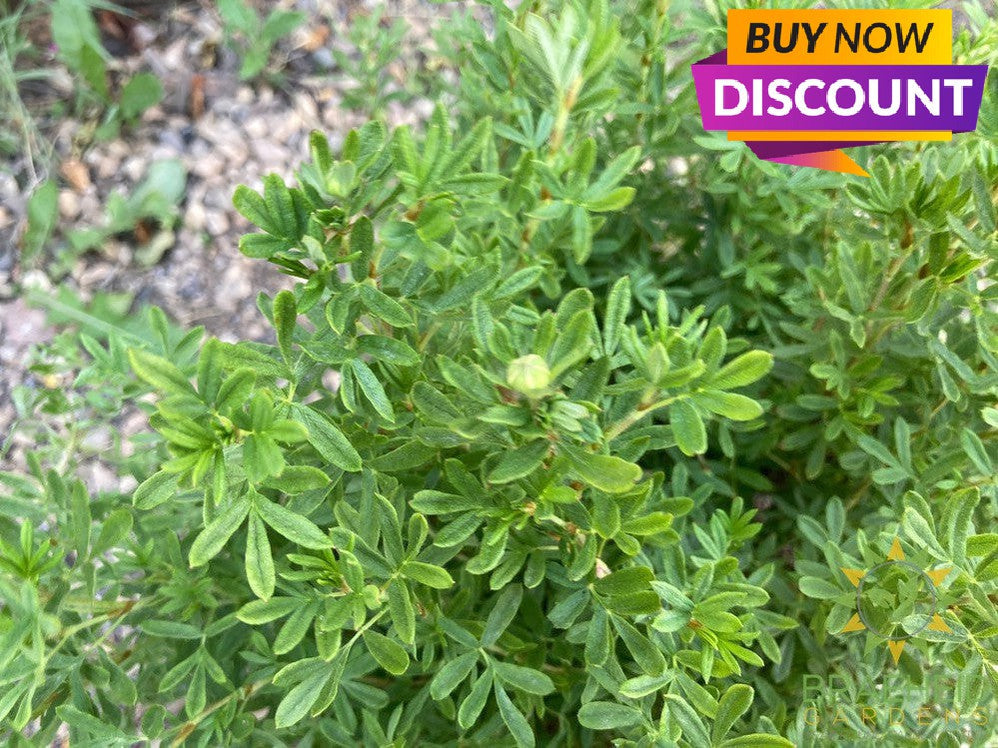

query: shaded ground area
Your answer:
[0,0,468,448]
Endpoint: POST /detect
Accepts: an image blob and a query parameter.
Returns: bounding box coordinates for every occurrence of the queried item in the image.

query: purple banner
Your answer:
[692,51,988,132]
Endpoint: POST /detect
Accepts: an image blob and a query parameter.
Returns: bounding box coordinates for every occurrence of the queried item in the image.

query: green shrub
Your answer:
[217,0,304,81]
[1,0,996,746]
[49,0,164,137]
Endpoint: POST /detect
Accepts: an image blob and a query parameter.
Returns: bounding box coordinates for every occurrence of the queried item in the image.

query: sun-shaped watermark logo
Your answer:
[839,538,955,664]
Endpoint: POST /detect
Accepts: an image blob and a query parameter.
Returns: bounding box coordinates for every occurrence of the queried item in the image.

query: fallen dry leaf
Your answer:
[60,159,92,192]
[301,24,330,52]
[190,73,206,120]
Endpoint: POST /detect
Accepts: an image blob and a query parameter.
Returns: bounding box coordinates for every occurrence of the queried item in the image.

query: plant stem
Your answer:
[169,678,270,747]
[604,394,681,442]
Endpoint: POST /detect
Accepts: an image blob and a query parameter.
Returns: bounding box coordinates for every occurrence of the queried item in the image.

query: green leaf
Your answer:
[606,591,661,616]
[582,146,640,201]
[494,662,554,695]
[216,341,289,378]
[593,566,654,596]
[585,607,610,666]
[798,577,842,600]
[159,655,198,694]
[699,327,727,371]
[489,440,549,484]
[549,309,595,377]
[619,673,674,699]
[411,381,462,423]
[577,701,644,729]
[120,72,163,119]
[141,620,203,639]
[263,465,331,493]
[494,683,535,748]
[237,597,300,624]
[133,470,179,511]
[79,42,109,99]
[243,433,284,482]
[967,534,998,557]
[351,359,396,422]
[432,265,498,311]
[571,205,593,262]
[140,705,167,739]
[358,284,413,327]
[712,684,754,743]
[56,705,133,744]
[856,434,902,470]
[494,267,543,300]
[961,429,992,474]
[710,351,773,389]
[564,446,641,493]
[93,508,133,555]
[458,669,493,729]
[217,0,256,33]
[613,617,666,676]
[434,513,483,547]
[292,403,362,472]
[186,667,206,718]
[411,490,481,514]
[694,391,763,421]
[585,186,635,212]
[664,694,711,748]
[387,583,415,644]
[363,631,410,675]
[945,488,979,568]
[274,604,318,654]
[69,482,91,559]
[720,736,794,748]
[255,497,331,549]
[274,667,329,728]
[23,180,58,261]
[188,495,250,567]
[128,348,196,397]
[262,9,304,43]
[368,442,437,472]
[893,418,912,469]
[269,420,309,444]
[310,130,333,174]
[400,561,454,589]
[430,652,478,700]
[216,368,256,412]
[273,290,297,364]
[482,584,522,646]
[246,511,275,600]
[901,506,947,558]
[591,492,621,538]
[441,116,491,174]
[621,512,673,536]
[671,400,707,456]
[357,335,420,366]
[603,276,631,355]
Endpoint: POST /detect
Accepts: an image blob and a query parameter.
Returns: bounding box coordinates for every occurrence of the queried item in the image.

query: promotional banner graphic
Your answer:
[692,9,989,176]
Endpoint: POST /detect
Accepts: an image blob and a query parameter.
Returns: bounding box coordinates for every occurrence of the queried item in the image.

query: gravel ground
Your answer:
[0,0,467,455]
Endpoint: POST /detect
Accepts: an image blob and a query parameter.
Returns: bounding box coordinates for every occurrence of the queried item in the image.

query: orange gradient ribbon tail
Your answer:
[767,150,869,176]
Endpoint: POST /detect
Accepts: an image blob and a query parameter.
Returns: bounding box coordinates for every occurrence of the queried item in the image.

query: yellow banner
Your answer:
[727,10,951,66]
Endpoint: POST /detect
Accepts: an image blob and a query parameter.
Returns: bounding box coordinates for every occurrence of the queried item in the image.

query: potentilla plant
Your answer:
[119,113,785,745]
[1,0,995,746]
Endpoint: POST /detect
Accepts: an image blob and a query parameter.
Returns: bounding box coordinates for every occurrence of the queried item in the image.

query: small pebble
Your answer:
[58,190,81,220]
[204,210,230,236]
[184,203,206,232]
